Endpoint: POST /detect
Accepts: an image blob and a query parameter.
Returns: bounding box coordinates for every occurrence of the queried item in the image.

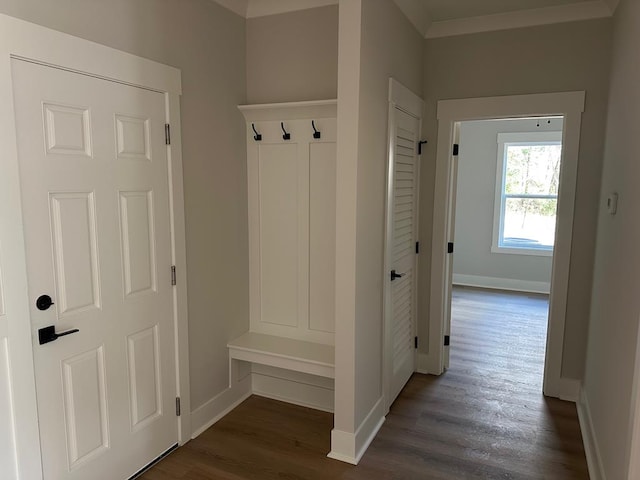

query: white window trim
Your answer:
[491,131,563,257]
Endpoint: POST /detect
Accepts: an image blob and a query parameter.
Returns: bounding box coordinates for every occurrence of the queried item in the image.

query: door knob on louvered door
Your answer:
[390,270,405,281]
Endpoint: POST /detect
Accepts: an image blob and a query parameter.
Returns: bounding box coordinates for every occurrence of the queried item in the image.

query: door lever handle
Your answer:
[390,270,405,281]
[38,325,79,345]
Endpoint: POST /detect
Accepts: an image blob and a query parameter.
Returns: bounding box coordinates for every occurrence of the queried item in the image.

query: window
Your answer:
[492,131,563,256]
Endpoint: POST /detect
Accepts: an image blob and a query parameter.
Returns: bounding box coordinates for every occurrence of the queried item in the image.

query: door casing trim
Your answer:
[426,91,585,400]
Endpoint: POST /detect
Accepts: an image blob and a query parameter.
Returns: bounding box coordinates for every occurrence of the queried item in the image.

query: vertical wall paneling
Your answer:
[240,101,337,345]
[309,142,337,333]
[258,143,300,327]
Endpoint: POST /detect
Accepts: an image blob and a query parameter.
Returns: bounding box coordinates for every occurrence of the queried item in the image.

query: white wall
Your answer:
[582,0,640,478]
[0,0,249,425]
[453,118,563,292]
[333,0,423,462]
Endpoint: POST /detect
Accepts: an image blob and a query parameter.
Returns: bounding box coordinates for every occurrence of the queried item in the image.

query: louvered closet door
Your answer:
[388,107,420,405]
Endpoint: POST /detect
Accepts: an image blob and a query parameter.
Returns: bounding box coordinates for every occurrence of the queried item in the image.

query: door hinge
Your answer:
[171,265,177,286]
[444,335,450,346]
[414,336,418,349]
[415,241,420,254]
[175,397,181,416]
[418,140,428,155]
[165,124,171,145]
[447,242,454,254]
[452,143,459,156]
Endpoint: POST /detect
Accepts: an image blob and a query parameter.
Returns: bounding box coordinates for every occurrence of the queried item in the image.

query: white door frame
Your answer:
[426,92,585,401]
[0,14,191,479]
[382,78,423,412]
[626,316,640,479]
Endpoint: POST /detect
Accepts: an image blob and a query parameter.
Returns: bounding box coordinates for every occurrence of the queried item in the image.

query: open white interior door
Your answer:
[442,124,461,370]
[12,59,178,480]
[384,79,423,411]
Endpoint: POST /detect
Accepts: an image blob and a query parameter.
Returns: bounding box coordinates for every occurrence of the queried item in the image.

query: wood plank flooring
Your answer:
[142,287,588,479]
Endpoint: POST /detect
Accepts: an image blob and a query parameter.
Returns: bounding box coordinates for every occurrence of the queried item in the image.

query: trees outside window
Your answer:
[492,131,562,256]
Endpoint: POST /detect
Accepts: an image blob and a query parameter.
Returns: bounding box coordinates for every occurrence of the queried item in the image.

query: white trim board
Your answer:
[578,388,607,480]
[328,397,385,465]
[425,1,612,39]
[625,314,640,479]
[452,274,550,295]
[214,0,613,39]
[212,0,337,18]
[238,99,337,122]
[251,364,335,413]
[190,378,252,439]
[0,14,189,479]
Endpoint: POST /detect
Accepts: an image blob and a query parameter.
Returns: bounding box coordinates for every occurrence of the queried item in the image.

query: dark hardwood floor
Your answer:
[142,287,588,479]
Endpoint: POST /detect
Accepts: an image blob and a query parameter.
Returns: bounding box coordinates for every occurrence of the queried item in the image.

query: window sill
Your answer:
[491,245,553,257]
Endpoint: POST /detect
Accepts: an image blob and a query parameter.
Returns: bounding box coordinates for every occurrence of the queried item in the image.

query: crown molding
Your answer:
[214,0,615,37]
[211,0,338,19]
[246,0,337,18]
[425,0,613,39]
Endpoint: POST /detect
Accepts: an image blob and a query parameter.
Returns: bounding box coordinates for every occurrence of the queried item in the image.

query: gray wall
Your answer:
[583,0,640,477]
[354,0,424,425]
[453,118,561,286]
[0,0,249,412]
[420,19,612,380]
[246,5,338,104]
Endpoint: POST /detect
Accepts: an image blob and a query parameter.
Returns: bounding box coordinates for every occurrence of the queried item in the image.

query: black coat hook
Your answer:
[418,140,428,155]
[252,123,262,141]
[281,122,290,140]
[312,120,321,139]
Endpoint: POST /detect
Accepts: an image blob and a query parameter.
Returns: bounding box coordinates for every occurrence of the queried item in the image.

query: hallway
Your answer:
[142,288,588,479]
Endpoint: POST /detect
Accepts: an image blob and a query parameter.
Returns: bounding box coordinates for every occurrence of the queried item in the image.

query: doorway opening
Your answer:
[448,116,563,388]
[427,92,585,401]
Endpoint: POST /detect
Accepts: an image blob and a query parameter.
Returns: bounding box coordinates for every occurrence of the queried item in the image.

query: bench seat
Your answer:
[228,332,335,379]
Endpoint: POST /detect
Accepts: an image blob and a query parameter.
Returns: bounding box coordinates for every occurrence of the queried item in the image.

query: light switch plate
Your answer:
[607,193,618,215]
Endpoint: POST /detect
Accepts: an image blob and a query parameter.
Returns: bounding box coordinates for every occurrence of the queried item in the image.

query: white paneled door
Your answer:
[385,95,422,408]
[12,59,178,479]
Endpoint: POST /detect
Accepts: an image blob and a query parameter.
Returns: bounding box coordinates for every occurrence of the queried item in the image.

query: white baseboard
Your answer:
[251,364,334,413]
[577,388,606,480]
[556,377,581,402]
[453,274,550,294]
[190,374,252,439]
[416,352,441,375]
[328,396,385,465]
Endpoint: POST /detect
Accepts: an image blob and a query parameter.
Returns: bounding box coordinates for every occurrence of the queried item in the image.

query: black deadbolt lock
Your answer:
[36,294,55,311]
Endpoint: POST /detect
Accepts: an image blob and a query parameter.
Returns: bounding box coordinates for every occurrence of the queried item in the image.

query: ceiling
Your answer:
[213,0,619,38]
